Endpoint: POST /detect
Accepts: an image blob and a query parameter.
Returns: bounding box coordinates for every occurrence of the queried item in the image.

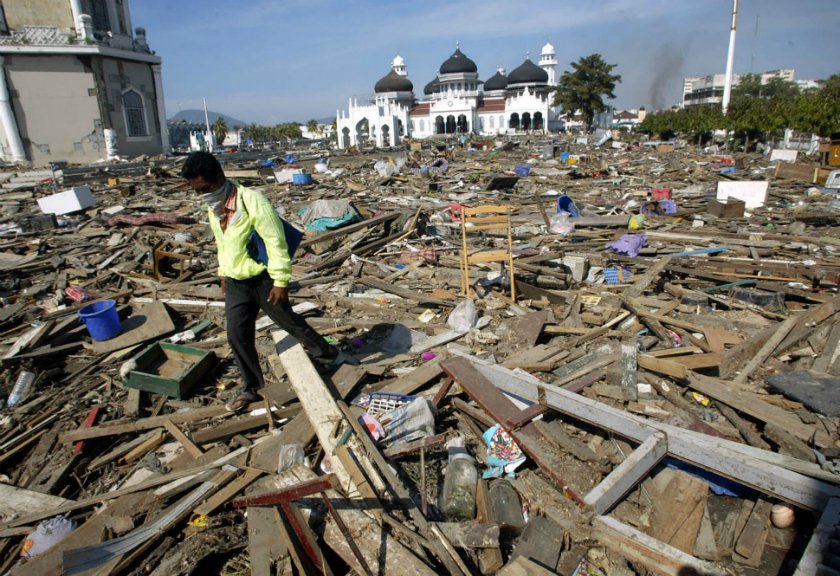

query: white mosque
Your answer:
[336,43,559,149]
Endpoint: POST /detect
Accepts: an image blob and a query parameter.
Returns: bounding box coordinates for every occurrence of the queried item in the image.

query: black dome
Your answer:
[439,48,477,74]
[484,70,508,91]
[424,78,439,95]
[375,69,414,93]
[507,59,548,85]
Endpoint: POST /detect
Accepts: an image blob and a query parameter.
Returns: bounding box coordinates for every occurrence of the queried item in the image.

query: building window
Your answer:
[419,119,425,132]
[123,90,148,137]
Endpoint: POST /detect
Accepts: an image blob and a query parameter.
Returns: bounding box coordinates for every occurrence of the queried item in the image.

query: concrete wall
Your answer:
[3,0,73,31]
[100,57,163,158]
[5,54,105,165]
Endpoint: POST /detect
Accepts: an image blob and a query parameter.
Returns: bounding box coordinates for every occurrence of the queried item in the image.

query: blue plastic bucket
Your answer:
[292,173,313,185]
[79,299,121,341]
[556,195,581,218]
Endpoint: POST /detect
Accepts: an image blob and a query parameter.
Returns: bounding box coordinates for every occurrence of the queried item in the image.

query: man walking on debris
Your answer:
[181,152,348,413]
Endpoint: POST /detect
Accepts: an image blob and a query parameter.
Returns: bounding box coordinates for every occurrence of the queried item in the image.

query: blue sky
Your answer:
[131,0,840,125]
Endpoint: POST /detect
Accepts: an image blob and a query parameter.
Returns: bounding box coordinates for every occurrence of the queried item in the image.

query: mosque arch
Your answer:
[341,127,350,148]
[457,114,468,133]
[533,112,544,131]
[355,118,370,147]
[381,125,391,147]
[445,115,456,134]
[435,116,445,134]
[509,113,520,130]
[522,112,532,131]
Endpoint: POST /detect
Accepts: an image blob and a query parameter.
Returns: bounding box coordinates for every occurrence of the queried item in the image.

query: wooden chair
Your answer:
[459,205,515,300]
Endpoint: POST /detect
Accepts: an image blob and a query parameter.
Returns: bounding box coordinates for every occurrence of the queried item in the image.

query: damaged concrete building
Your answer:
[0,0,169,166]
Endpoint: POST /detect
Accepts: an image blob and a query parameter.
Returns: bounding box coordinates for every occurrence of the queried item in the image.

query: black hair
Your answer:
[181,151,224,181]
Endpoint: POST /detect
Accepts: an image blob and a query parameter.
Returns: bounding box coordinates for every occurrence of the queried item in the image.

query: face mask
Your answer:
[201,180,230,215]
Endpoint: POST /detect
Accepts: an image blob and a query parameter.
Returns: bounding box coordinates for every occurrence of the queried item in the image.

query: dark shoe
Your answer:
[225,389,259,413]
[313,351,359,367]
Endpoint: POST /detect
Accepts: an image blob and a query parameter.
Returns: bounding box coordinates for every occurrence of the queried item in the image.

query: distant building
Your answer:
[336,42,560,149]
[0,0,168,166]
[682,68,801,107]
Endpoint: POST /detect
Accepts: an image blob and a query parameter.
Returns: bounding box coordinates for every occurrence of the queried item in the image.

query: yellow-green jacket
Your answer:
[207,182,291,288]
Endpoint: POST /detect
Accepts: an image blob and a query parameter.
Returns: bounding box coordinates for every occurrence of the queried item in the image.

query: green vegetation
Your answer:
[242,122,304,147]
[211,116,228,146]
[552,53,621,128]
[639,73,840,149]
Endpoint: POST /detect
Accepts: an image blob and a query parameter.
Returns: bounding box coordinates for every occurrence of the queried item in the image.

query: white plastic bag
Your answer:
[22,515,77,558]
[550,211,575,236]
[447,298,478,332]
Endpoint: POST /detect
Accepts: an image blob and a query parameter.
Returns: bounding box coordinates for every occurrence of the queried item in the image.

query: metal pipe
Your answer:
[722,0,739,113]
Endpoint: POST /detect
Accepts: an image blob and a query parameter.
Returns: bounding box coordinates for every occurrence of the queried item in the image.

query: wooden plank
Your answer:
[272,329,384,495]
[733,499,773,567]
[811,320,840,373]
[89,301,175,355]
[670,353,721,369]
[191,410,296,444]
[638,354,689,379]
[60,404,242,443]
[0,483,73,519]
[534,420,600,463]
[793,497,840,576]
[475,479,504,574]
[193,467,264,518]
[584,432,667,515]
[624,256,672,299]
[357,277,451,306]
[703,326,741,353]
[732,315,798,385]
[593,515,727,576]
[245,476,289,576]
[379,357,443,396]
[164,420,203,458]
[688,374,831,448]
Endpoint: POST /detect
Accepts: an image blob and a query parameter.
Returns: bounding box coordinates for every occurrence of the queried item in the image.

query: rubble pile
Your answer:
[0,136,839,575]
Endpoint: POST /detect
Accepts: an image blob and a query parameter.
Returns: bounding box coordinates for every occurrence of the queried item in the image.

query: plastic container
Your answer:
[439,437,477,521]
[488,479,525,534]
[556,195,580,217]
[6,370,35,407]
[79,299,121,341]
[292,173,313,185]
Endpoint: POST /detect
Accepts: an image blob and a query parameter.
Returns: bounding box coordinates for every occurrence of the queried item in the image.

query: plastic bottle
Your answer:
[488,479,525,535]
[439,437,477,521]
[7,370,35,407]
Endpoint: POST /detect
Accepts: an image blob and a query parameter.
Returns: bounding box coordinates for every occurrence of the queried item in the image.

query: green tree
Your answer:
[552,54,621,129]
[306,119,319,136]
[789,74,840,136]
[211,116,228,146]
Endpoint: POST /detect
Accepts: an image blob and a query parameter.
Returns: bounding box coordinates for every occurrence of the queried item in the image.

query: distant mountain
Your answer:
[169,110,248,128]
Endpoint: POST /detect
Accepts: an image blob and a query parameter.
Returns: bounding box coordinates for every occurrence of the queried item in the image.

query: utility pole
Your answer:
[722,0,739,114]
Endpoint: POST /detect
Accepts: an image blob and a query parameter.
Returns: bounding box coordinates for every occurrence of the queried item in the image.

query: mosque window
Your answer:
[123,89,147,137]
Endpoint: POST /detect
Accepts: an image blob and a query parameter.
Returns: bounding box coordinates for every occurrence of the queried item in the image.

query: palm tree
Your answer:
[306,119,319,137]
[212,116,228,146]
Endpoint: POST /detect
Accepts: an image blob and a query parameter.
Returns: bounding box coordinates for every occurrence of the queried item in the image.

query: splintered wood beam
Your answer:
[584,432,667,515]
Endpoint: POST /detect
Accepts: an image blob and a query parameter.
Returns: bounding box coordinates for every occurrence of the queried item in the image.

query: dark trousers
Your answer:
[225,272,334,392]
